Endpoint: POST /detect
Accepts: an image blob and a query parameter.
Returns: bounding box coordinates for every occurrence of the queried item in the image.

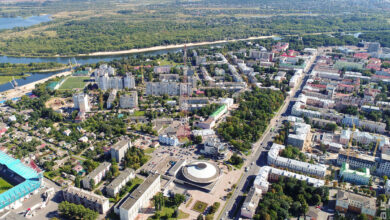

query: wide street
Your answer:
[219,55,318,220]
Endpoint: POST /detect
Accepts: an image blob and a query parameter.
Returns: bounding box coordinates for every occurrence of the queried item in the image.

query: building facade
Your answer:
[106,168,135,197]
[82,162,111,190]
[116,173,161,220]
[111,138,132,163]
[120,91,138,109]
[62,186,110,214]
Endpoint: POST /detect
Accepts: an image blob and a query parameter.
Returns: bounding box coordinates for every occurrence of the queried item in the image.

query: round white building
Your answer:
[181,161,221,184]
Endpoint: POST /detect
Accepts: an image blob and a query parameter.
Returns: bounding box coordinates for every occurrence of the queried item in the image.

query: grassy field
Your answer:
[0,74,29,86]
[0,177,14,194]
[144,147,156,154]
[192,201,208,213]
[59,76,90,90]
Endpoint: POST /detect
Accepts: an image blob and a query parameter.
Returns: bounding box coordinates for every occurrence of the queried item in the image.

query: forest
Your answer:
[217,88,284,152]
[254,177,329,220]
[1,0,390,56]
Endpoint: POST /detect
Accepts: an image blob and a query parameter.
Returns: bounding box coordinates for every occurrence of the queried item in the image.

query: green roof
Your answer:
[210,104,227,118]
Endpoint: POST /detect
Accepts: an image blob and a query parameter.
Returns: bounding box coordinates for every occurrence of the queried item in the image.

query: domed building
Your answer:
[182,161,221,184]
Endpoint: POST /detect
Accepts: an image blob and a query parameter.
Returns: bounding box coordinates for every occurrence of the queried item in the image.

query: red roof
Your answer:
[338,83,355,88]
[308,83,327,89]
[354,53,369,59]
[373,74,390,79]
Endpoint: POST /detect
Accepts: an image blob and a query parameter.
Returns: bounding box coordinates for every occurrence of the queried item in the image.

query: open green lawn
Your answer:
[0,177,14,194]
[132,111,145,116]
[59,76,90,90]
[144,147,156,154]
[192,200,208,213]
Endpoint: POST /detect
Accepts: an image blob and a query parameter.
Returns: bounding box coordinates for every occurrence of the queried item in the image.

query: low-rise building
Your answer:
[268,143,326,178]
[158,134,179,146]
[111,138,132,163]
[62,186,110,214]
[241,187,262,218]
[106,168,135,197]
[201,138,227,159]
[335,190,376,219]
[115,173,161,220]
[340,163,371,185]
[82,162,111,190]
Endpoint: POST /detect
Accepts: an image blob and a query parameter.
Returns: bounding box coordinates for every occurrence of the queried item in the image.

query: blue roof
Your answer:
[0,151,42,209]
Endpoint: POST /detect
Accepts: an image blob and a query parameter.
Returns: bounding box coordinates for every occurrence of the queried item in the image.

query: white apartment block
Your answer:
[158,134,179,146]
[116,173,161,220]
[82,162,111,190]
[111,138,132,163]
[63,186,110,214]
[97,73,135,91]
[106,168,135,197]
[378,153,390,177]
[107,90,117,109]
[120,91,138,109]
[253,166,325,193]
[287,122,311,149]
[385,180,390,196]
[241,187,262,218]
[73,93,90,112]
[268,143,326,178]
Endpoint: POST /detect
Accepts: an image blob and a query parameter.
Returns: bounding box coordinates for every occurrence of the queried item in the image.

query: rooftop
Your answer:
[118,173,160,211]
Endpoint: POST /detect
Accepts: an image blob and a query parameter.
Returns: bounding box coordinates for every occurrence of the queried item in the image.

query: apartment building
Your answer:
[115,173,161,220]
[107,90,117,109]
[253,166,324,193]
[73,93,90,112]
[340,163,371,185]
[62,186,110,214]
[335,190,376,219]
[287,122,311,149]
[377,153,390,177]
[120,91,138,109]
[336,153,376,171]
[241,187,262,218]
[268,143,326,178]
[82,162,111,190]
[111,138,132,163]
[106,168,135,197]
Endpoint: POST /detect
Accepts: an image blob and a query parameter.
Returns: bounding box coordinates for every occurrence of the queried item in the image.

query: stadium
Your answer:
[0,151,43,212]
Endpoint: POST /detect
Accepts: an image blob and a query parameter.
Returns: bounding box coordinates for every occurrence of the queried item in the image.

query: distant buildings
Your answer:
[106,168,135,197]
[120,91,138,109]
[115,173,160,220]
[73,93,90,112]
[95,65,135,91]
[107,90,117,109]
[268,143,326,178]
[335,190,376,219]
[146,82,193,96]
[337,152,376,171]
[249,50,274,62]
[111,138,132,163]
[62,186,110,214]
[82,162,111,190]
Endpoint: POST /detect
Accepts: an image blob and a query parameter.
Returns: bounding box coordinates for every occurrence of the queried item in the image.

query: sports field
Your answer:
[0,177,13,194]
[59,76,90,90]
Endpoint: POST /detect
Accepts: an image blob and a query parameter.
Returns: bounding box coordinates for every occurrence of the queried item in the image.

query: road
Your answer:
[218,55,318,220]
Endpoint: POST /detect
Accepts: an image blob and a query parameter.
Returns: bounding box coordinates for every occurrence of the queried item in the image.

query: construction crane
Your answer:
[346,123,356,164]
[373,138,380,156]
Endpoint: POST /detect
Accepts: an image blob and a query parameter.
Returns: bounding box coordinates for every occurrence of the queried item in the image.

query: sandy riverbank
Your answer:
[80,35,276,57]
[0,70,72,99]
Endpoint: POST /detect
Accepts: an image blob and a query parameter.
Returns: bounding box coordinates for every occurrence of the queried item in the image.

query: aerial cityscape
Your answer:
[1,0,390,220]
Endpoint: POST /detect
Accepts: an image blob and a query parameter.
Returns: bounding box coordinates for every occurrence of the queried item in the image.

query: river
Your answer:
[0,15,52,30]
